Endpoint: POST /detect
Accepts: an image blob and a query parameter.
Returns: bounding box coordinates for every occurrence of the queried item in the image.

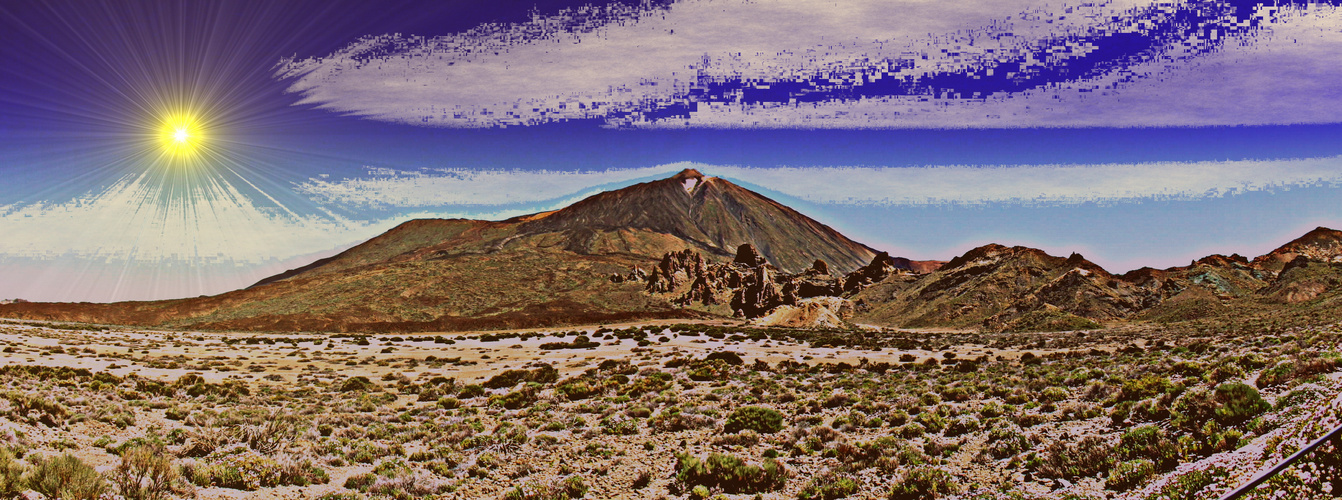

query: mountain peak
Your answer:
[670,168,705,180]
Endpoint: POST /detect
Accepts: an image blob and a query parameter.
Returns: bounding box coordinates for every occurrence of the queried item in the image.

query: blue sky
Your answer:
[3,0,1342,301]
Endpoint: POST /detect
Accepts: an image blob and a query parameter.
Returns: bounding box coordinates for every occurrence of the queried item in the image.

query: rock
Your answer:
[730,266,784,318]
[808,259,830,275]
[733,243,766,268]
[750,297,855,328]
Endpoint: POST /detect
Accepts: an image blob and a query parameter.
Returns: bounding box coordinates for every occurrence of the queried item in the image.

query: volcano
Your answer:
[0,169,890,332]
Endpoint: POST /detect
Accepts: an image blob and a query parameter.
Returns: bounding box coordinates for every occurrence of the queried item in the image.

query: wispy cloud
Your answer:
[294,157,1342,209]
[278,0,1342,129]
[294,166,672,208]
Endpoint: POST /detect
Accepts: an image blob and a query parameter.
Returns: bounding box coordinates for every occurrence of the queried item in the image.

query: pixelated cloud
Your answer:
[279,0,1342,128]
[296,157,1342,208]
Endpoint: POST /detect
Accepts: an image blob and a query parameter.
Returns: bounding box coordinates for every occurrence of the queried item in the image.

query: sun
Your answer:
[159,113,205,159]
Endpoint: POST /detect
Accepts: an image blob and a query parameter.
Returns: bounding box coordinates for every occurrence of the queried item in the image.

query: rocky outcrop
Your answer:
[624,244,918,320]
[733,243,767,268]
[751,297,855,328]
[731,266,785,318]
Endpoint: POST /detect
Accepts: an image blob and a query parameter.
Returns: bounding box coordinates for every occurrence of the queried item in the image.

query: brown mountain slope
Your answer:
[511,169,877,274]
[854,227,1342,331]
[1252,227,1342,273]
[852,244,1153,330]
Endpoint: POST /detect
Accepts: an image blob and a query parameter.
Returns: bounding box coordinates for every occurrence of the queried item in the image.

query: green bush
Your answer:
[1117,425,1179,471]
[556,379,601,401]
[1116,375,1173,402]
[674,452,787,493]
[1173,383,1270,432]
[0,448,23,498]
[1212,382,1270,426]
[339,376,377,392]
[437,397,461,409]
[984,424,1029,459]
[944,416,980,437]
[1038,436,1114,479]
[1107,459,1155,490]
[185,448,327,490]
[112,444,190,500]
[458,384,487,398]
[888,466,961,499]
[25,453,108,500]
[797,470,859,500]
[1039,386,1070,403]
[723,406,784,434]
[489,387,537,409]
[503,475,588,500]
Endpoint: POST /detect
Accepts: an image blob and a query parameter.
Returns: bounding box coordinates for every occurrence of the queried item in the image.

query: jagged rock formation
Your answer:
[623,243,927,325]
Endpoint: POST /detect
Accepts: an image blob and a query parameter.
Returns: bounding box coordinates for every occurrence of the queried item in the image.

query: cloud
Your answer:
[278,0,1342,129]
[294,166,672,208]
[0,172,406,301]
[0,174,389,264]
[293,157,1342,209]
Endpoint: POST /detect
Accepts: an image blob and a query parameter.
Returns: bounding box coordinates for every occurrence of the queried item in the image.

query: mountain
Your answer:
[1251,226,1342,272]
[507,169,877,273]
[3,176,1339,333]
[0,169,885,332]
[851,227,1342,331]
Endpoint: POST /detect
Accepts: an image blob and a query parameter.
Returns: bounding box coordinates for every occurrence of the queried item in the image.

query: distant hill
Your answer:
[851,227,1342,331]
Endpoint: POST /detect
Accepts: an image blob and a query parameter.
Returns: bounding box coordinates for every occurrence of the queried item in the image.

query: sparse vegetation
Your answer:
[0,316,1338,499]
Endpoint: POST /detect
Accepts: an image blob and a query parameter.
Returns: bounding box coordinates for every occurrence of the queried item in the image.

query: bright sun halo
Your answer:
[159,114,204,159]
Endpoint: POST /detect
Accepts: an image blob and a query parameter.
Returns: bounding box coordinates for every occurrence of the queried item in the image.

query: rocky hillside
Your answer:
[852,227,1342,331]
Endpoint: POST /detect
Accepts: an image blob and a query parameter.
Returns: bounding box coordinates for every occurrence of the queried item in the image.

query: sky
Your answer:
[2,0,1342,302]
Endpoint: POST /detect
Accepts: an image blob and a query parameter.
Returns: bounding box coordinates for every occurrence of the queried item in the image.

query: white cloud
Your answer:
[294,165,684,208]
[0,174,387,264]
[294,157,1342,209]
[278,0,1342,129]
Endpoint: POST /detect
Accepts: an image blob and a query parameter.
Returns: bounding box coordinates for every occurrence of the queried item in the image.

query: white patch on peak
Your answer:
[683,178,699,193]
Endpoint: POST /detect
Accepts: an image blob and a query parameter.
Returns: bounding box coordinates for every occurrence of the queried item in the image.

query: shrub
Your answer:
[490,387,537,409]
[888,466,960,499]
[674,452,787,493]
[1117,425,1180,471]
[649,408,716,433]
[0,448,23,498]
[184,448,328,490]
[1038,436,1114,479]
[1107,459,1155,490]
[339,376,377,392]
[504,475,588,500]
[1212,382,1270,426]
[984,424,1029,459]
[797,470,859,500]
[556,379,601,400]
[484,369,531,389]
[112,444,191,500]
[723,406,784,434]
[704,351,744,365]
[944,416,980,437]
[458,384,487,398]
[1039,386,1070,403]
[601,414,640,436]
[1116,375,1173,402]
[25,453,108,500]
